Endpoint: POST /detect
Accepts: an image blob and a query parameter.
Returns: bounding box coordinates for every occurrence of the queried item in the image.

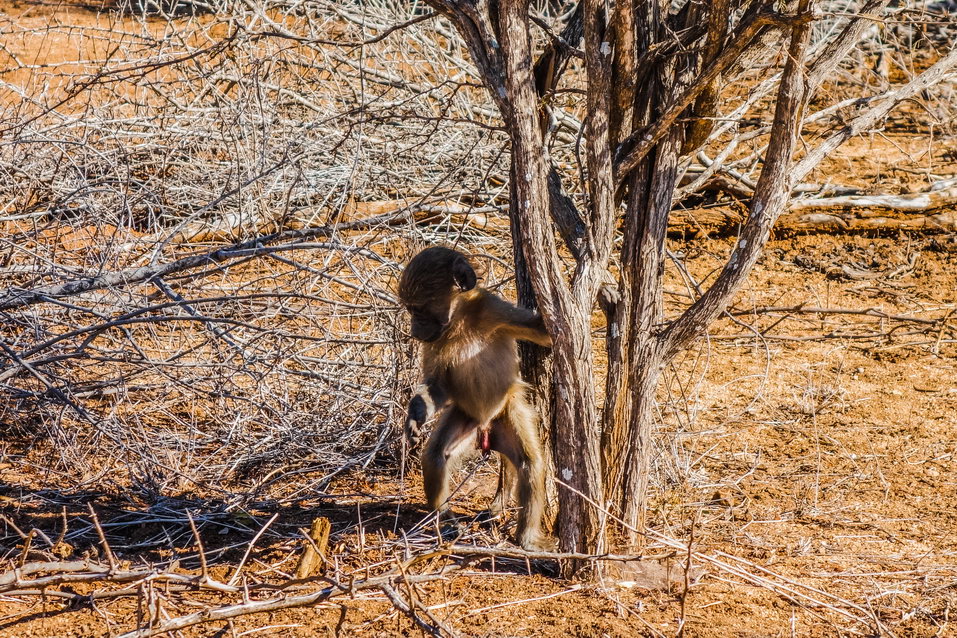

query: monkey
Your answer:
[398,246,554,551]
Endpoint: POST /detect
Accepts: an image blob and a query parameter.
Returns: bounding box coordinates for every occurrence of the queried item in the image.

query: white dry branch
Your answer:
[789,178,957,212]
[0,0,516,497]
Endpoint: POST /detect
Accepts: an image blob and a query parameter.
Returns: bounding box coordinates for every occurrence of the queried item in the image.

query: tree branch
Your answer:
[793,44,957,184]
[0,231,389,312]
[613,9,786,186]
[806,0,891,91]
[425,1,509,115]
[660,0,816,360]
[532,4,589,262]
[576,0,617,298]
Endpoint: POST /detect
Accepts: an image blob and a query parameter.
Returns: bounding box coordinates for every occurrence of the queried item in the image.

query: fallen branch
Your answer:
[789,178,957,213]
[710,329,928,343]
[728,303,951,326]
[446,543,673,564]
[671,179,957,237]
[0,557,460,638]
[781,210,957,234]
[115,568,458,638]
[380,583,456,638]
[0,560,241,595]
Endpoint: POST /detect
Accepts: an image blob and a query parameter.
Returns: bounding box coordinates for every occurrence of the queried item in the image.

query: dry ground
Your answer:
[0,1,956,637]
[2,233,955,638]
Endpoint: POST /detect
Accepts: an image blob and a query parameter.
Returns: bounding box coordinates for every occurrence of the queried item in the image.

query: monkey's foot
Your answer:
[517,532,558,552]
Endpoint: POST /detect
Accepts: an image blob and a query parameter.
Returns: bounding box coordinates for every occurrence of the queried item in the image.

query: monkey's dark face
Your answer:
[399,247,477,343]
[405,300,451,343]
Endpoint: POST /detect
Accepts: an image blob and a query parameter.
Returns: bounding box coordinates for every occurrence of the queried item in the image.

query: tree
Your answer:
[424,0,957,561]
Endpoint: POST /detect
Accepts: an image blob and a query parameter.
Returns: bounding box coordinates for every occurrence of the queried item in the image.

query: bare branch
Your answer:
[661,0,817,360]
[613,9,789,185]
[794,44,957,184]
[0,233,392,312]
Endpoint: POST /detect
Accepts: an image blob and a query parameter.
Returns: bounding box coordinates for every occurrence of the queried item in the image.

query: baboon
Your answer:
[399,246,554,551]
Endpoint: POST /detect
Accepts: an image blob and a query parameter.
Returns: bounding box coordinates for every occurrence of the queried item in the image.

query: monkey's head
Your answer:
[398,247,477,343]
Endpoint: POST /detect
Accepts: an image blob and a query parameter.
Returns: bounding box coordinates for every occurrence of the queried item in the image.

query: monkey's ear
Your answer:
[451,254,477,291]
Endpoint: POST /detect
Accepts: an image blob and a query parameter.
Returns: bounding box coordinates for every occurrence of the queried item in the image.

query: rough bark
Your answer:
[508,165,556,508]
[609,0,636,145]
[498,0,604,559]
[601,0,684,544]
[600,0,816,547]
[619,133,682,540]
[579,0,619,298]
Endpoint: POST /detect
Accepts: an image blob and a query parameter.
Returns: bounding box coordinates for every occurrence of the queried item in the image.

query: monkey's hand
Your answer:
[404,380,445,450]
[405,395,428,449]
[528,313,552,348]
[489,296,552,347]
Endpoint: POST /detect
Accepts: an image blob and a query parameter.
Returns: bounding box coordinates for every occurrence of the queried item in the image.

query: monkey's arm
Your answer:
[484,294,552,347]
[405,378,447,449]
[507,312,552,347]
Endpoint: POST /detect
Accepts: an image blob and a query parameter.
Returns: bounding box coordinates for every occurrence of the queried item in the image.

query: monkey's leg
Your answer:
[491,398,554,551]
[422,406,477,515]
[489,458,515,518]
[475,421,515,518]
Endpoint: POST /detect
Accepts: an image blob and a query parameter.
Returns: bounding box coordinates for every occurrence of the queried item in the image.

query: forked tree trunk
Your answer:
[422,0,954,561]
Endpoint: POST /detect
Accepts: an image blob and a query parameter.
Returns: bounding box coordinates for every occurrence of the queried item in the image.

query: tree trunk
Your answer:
[498,0,604,561]
[508,164,557,512]
[619,132,682,542]
[421,0,925,560]
[601,0,682,544]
